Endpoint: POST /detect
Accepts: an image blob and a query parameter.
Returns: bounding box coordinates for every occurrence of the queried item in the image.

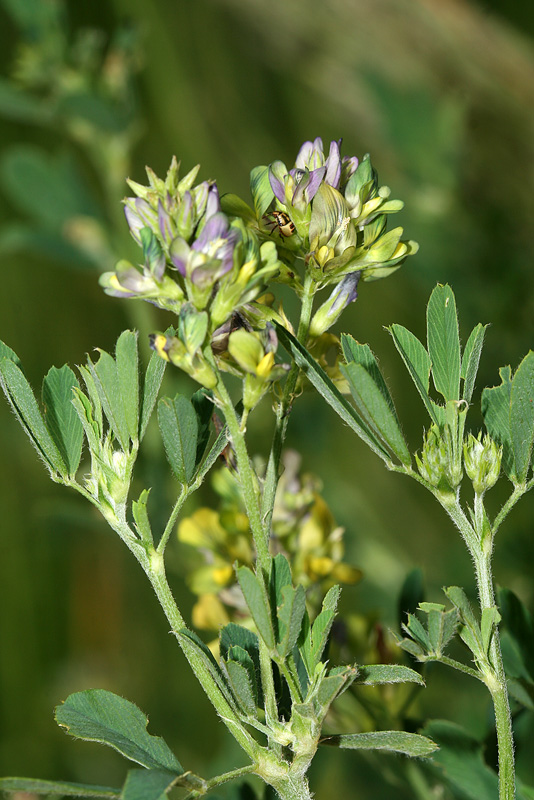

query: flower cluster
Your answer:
[223,137,418,338]
[100,159,279,324]
[177,452,361,635]
[100,142,418,403]
[100,158,285,400]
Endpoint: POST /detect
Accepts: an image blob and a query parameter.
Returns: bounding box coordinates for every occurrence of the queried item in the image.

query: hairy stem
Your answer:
[473,542,515,800]
[214,376,271,577]
[261,271,316,530]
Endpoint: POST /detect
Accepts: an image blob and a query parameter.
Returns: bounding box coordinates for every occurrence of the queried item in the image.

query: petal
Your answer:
[169,237,190,275]
[193,212,229,252]
[268,161,288,204]
[330,271,361,313]
[325,140,342,188]
[205,182,221,218]
[305,166,327,201]
[158,199,174,244]
[295,140,314,169]
[124,205,144,244]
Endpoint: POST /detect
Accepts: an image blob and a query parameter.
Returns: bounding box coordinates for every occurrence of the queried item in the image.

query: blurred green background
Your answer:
[1,0,534,797]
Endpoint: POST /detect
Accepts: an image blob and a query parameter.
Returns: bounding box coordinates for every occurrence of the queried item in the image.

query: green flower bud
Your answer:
[416,425,461,494]
[149,306,217,389]
[227,325,285,412]
[464,433,502,494]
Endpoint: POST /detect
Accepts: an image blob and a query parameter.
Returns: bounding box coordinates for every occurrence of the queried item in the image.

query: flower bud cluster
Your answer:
[100,158,285,395]
[226,323,288,413]
[416,425,463,494]
[176,452,361,637]
[100,144,418,400]
[248,138,417,297]
[100,159,279,325]
[463,432,502,494]
[84,434,131,518]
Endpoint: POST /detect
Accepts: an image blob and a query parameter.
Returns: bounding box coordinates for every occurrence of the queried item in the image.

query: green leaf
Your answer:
[322,730,437,757]
[55,690,183,773]
[422,720,498,800]
[237,566,275,650]
[309,585,341,668]
[270,552,292,608]
[427,284,461,402]
[510,351,534,483]
[71,388,101,454]
[250,165,273,219]
[121,769,178,800]
[220,623,262,706]
[42,365,84,477]
[275,322,392,463]
[115,331,139,443]
[78,364,103,435]
[226,651,258,716]
[445,587,484,660]
[195,422,229,482]
[355,664,424,686]
[481,366,515,479]
[121,768,206,800]
[0,339,21,366]
[341,353,410,465]
[0,778,119,798]
[387,324,438,425]
[191,389,214,468]
[480,606,501,656]
[132,489,153,545]
[401,613,432,651]
[317,667,356,709]
[90,350,130,451]
[0,357,66,476]
[177,630,242,720]
[157,394,198,484]
[140,350,166,441]
[461,323,487,404]
[277,584,306,658]
[220,623,260,660]
[498,587,534,683]
[220,193,256,224]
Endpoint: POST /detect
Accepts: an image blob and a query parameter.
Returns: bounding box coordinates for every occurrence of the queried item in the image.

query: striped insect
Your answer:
[264,210,296,238]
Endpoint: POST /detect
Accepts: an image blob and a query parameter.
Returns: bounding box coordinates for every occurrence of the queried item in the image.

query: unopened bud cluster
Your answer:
[416,425,463,494]
[463,433,501,494]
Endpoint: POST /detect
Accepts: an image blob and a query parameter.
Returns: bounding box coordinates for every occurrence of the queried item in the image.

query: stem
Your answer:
[261,272,316,530]
[492,479,534,535]
[471,499,516,800]
[215,376,271,577]
[408,476,516,797]
[201,765,256,795]
[157,483,190,554]
[431,655,485,682]
[259,639,283,755]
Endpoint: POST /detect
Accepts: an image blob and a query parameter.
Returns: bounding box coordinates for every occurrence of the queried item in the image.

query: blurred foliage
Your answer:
[1,0,534,797]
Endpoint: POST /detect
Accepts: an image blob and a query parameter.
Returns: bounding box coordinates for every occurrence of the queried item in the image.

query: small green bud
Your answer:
[416,425,461,493]
[463,433,502,494]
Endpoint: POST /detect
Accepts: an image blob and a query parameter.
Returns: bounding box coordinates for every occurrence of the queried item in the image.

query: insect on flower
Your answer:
[264,210,296,238]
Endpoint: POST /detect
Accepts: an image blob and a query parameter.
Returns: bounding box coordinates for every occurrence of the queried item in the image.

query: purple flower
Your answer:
[308,270,361,337]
